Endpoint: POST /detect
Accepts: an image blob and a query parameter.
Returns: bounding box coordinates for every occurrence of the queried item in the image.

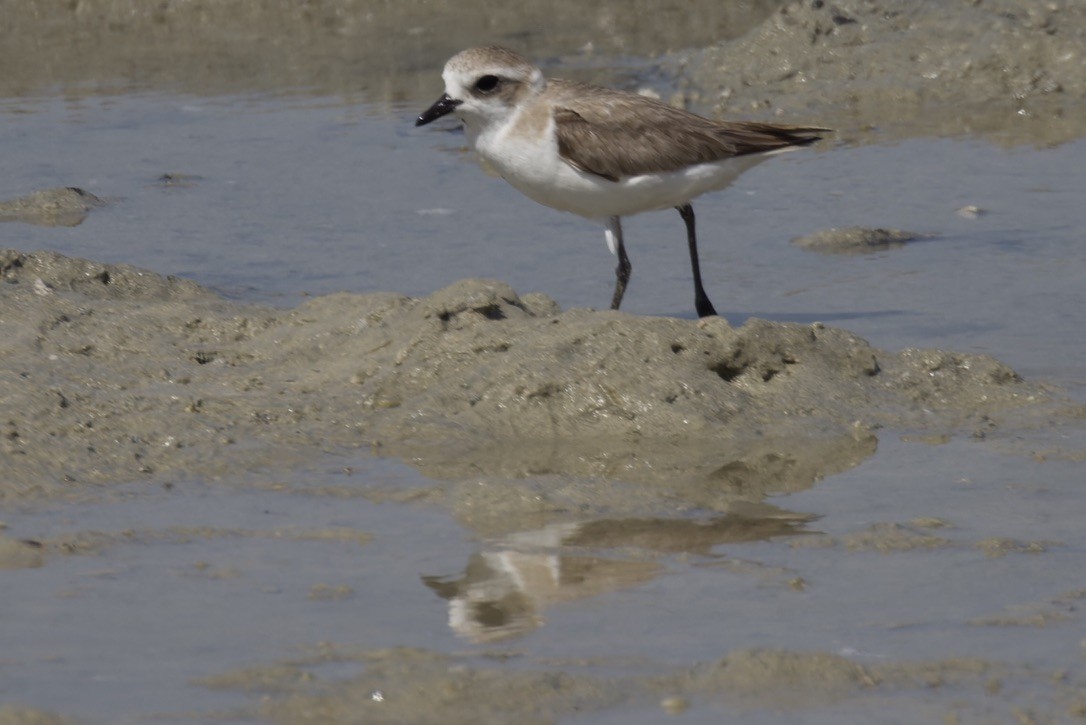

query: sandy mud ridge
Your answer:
[671,0,1086,145]
[0,250,1050,501]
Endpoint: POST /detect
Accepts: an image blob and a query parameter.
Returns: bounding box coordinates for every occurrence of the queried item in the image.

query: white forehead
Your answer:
[441,46,543,93]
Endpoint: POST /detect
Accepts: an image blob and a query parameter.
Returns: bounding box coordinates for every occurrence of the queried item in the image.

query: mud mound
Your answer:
[673,0,1086,145]
[1,249,209,301]
[0,188,105,227]
[0,250,1046,498]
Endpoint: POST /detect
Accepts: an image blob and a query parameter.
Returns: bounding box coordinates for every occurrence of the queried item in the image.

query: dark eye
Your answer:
[474,75,500,93]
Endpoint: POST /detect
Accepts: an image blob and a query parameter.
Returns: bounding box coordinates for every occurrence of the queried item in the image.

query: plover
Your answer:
[416,46,827,317]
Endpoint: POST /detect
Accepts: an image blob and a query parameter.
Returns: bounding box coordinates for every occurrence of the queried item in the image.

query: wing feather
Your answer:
[550,81,826,182]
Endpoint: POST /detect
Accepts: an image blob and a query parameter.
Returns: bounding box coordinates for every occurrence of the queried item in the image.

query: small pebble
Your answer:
[661,695,688,715]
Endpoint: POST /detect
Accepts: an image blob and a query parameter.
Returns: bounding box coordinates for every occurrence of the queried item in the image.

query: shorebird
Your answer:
[416,46,827,317]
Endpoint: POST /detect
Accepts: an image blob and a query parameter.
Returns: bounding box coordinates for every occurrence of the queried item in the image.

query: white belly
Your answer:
[472,118,774,220]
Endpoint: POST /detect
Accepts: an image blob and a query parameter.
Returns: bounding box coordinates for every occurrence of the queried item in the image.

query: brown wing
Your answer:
[551,81,826,182]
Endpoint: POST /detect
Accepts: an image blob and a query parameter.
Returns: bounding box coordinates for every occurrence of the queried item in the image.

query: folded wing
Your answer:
[551,81,826,182]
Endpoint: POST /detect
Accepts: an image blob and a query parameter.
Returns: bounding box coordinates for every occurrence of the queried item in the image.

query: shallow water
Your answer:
[3,12,1086,722]
[4,93,1084,385]
[3,437,1085,722]
[1,460,469,720]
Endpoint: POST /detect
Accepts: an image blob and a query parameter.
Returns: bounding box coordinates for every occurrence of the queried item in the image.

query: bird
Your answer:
[416,46,827,318]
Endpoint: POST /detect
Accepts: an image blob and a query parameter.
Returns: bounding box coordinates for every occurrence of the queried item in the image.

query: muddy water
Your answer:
[3,0,1086,723]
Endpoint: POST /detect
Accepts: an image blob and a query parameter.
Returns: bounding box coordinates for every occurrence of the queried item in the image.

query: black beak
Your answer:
[416,93,462,126]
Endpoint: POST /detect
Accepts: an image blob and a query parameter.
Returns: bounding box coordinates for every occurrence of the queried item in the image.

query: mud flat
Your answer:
[193,645,1084,725]
[670,0,1086,145]
[0,249,1062,504]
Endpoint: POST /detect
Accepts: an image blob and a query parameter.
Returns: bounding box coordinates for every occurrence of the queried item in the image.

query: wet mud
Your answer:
[0,0,786,103]
[672,0,1086,145]
[0,249,1052,502]
[0,188,103,228]
[192,644,1086,724]
[791,226,927,254]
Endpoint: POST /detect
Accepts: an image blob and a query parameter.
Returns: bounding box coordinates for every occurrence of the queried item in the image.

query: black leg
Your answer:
[676,204,718,317]
[607,216,632,310]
